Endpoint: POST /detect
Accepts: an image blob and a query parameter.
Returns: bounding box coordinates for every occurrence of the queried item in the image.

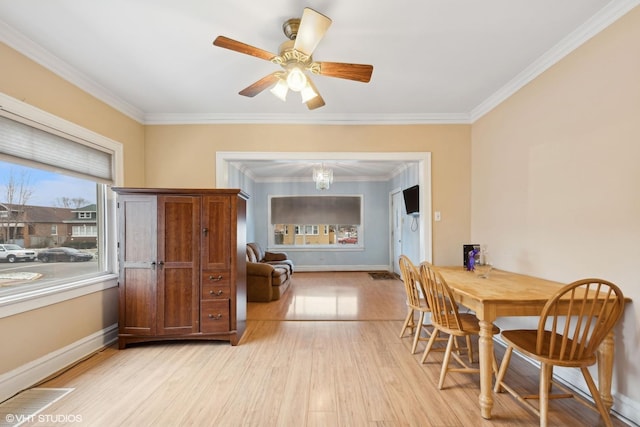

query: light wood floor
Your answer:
[24,272,626,426]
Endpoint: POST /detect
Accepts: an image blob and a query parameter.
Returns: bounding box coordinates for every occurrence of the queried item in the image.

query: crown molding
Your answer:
[0,19,145,123]
[470,0,640,122]
[254,175,395,184]
[141,112,471,125]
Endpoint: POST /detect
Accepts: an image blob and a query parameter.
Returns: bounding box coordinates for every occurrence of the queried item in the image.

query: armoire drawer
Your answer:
[202,284,231,300]
[202,271,230,285]
[200,300,230,333]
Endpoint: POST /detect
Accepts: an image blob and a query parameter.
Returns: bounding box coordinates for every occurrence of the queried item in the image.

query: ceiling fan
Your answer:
[213,7,374,110]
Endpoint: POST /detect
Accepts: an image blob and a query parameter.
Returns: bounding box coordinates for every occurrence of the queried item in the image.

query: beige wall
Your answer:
[472,5,640,417]
[0,42,144,375]
[1,289,118,369]
[145,124,471,266]
[0,42,146,187]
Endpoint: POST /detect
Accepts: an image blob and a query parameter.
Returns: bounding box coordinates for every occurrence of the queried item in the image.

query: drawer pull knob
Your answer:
[209,275,223,281]
[209,289,224,296]
[208,313,223,320]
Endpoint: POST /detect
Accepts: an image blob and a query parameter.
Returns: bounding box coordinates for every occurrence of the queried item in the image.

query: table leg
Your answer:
[597,331,615,411]
[478,319,495,419]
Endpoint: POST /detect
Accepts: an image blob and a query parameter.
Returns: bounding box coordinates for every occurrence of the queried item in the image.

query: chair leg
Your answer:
[494,346,513,393]
[438,334,456,389]
[539,363,551,427]
[466,335,474,363]
[580,367,614,427]
[411,311,425,354]
[546,365,554,393]
[449,335,472,361]
[400,308,414,338]
[420,326,440,364]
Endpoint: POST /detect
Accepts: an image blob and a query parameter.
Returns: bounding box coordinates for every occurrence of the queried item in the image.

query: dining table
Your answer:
[436,266,622,420]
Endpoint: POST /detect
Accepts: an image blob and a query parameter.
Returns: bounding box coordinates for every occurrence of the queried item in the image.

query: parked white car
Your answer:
[0,244,37,263]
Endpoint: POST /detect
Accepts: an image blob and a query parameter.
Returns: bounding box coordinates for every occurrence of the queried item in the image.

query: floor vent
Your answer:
[0,388,74,426]
[368,271,399,280]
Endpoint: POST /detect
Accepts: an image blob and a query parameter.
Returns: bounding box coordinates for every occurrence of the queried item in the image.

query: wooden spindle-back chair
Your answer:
[398,255,433,354]
[419,262,499,389]
[493,278,625,427]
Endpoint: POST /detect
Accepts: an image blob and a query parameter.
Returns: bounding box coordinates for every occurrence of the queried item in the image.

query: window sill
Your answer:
[0,273,118,319]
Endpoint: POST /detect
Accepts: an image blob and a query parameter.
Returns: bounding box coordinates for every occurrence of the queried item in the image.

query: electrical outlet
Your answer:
[434,211,441,221]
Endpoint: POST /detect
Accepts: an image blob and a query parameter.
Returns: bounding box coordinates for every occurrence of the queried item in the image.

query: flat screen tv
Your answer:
[403,185,419,215]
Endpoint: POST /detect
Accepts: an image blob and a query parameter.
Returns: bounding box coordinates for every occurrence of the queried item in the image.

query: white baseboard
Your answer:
[0,323,118,403]
[612,393,640,426]
[295,264,391,272]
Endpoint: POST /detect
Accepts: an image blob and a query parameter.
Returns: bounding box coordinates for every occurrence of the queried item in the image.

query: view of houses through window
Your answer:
[0,160,102,294]
[270,195,363,247]
[274,224,359,245]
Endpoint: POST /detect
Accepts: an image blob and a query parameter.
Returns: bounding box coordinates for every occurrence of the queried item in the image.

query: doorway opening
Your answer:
[216,151,432,268]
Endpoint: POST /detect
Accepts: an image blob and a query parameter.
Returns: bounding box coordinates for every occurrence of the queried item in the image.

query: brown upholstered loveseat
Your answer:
[246,242,293,302]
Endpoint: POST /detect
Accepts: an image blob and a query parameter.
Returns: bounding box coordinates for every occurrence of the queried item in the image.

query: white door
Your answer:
[391,190,403,275]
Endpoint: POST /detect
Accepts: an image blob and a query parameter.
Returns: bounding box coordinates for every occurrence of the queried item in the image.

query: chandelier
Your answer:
[313,165,333,190]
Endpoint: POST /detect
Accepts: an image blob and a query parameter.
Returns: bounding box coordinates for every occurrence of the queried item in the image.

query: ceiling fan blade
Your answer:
[213,36,276,61]
[317,62,374,83]
[239,73,281,97]
[294,8,332,56]
[305,78,325,110]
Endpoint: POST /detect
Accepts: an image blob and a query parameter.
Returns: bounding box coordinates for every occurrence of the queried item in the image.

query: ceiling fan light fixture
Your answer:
[300,82,318,103]
[214,8,374,110]
[286,66,307,92]
[270,79,289,101]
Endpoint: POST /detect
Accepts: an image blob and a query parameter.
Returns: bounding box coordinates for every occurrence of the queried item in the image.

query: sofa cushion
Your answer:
[270,266,289,286]
[263,251,287,262]
[246,245,259,263]
[247,242,265,261]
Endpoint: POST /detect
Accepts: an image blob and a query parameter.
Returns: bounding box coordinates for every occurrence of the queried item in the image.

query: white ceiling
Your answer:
[1,0,636,180]
[226,155,418,183]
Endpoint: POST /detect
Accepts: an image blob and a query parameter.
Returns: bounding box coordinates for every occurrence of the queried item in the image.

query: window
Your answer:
[270,195,362,248]
[305,225,319,235]
[72,225,98,237]
[0,105,118,300]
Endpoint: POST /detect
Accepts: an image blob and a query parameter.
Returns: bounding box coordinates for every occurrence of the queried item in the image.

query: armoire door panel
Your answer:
[121,268,156,335]
[120,195,157,267]
[202,196,231,270]
[158,267,198,334]
[160,196,201,263]
[118,195,158,337]
[157,196,200,335]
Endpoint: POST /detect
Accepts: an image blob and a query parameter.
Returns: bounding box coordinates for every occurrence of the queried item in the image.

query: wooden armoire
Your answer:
[112,188,248,349]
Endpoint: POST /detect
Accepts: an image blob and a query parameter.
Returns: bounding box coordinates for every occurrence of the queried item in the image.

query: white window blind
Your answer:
[271,196,362,225]
[0,115,113,183]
